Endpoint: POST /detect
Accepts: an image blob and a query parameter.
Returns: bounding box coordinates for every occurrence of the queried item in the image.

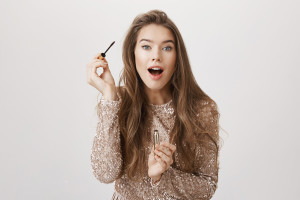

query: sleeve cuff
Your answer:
[99,98,120,106]
[96,97,121,120]
[150,177,161,187]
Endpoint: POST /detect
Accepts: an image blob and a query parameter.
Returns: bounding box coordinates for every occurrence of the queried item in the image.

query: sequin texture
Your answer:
[91,98,219,200]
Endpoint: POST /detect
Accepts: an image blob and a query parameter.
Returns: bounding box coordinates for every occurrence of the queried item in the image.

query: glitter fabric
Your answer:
[91,98,219,200]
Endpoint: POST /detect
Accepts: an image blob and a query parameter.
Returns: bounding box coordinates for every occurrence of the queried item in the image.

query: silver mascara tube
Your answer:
[153,130,160,150]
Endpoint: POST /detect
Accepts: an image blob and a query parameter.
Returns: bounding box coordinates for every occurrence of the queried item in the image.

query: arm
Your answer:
[90,98,123,183]
[154,101,220,200]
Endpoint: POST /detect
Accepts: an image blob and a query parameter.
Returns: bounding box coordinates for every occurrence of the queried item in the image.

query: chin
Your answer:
[144,82,166,91]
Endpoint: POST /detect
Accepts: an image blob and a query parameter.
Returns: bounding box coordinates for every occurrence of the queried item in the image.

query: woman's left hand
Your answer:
[148,142,176,180]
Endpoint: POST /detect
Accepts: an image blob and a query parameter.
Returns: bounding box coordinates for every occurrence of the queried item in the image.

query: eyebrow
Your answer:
[139,39,175,44]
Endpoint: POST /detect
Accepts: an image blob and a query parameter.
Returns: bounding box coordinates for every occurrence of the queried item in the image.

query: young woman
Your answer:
[87,10,220,200]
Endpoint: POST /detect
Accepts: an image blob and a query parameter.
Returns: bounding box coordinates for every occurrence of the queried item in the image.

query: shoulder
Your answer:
[193,98,220,151]
[194,98,220,131]
[195,98,219,119]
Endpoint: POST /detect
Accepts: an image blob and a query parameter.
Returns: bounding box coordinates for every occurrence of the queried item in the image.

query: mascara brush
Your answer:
[98,41,115,60]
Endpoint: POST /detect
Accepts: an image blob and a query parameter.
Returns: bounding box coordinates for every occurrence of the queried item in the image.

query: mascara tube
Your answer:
[153,130,160,150]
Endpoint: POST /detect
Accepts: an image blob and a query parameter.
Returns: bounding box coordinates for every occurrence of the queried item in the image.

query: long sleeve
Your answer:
[153,100,220,200]
[90,99,123,184]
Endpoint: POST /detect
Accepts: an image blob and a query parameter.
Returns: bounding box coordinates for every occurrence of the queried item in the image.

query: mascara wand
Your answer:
[98,41,115,60]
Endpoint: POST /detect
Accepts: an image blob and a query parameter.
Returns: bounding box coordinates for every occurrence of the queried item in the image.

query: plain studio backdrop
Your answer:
[0,0,299,199]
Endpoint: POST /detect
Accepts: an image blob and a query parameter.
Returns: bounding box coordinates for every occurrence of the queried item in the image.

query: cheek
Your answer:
[135,49,147,67]
[167,53,176,71]
[134,50,147,78]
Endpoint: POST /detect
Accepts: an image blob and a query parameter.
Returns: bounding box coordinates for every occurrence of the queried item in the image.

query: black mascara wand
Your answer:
[98,41,115,60]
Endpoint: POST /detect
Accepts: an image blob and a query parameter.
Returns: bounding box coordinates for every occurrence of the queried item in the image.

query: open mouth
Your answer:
[148,68,163,75]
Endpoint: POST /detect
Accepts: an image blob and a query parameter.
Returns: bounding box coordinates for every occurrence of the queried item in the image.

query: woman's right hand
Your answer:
[86,53,118,101]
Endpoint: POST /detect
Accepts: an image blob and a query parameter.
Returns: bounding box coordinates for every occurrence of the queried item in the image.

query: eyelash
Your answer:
[142,45,151,50]
[163,46,172,51]
[142,45,172,51]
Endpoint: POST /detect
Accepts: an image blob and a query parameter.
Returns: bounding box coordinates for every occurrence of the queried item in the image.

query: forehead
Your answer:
[136,24,175,42]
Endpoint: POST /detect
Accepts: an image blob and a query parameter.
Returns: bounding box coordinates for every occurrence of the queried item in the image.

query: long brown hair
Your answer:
[116,10,220,181]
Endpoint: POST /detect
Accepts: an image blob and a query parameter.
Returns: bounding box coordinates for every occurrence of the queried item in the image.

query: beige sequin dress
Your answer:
[91,98,219,200]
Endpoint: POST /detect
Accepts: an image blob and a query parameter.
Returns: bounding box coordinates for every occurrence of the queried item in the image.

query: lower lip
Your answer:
[148,71,163,80]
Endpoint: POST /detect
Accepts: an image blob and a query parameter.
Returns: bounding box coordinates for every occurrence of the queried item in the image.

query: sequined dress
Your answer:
[91,97,219,200]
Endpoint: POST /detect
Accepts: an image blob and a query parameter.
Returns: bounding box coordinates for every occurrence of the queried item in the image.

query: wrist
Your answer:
[103,88,118,101]
[103,94,118,101]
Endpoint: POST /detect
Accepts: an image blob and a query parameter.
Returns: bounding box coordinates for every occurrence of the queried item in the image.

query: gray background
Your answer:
[1,0,299,199]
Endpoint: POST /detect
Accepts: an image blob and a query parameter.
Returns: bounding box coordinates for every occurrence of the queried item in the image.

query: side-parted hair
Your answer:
[114,10,220,181]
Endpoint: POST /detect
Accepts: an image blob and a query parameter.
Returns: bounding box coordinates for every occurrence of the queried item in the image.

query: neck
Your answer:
[144,84,172,105]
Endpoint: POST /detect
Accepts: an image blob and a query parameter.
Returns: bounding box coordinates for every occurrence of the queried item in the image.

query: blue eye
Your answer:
[163,46,172,51]
[142,45,151,50]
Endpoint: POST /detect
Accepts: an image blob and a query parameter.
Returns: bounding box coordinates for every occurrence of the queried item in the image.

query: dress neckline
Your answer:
[149,99,173,108]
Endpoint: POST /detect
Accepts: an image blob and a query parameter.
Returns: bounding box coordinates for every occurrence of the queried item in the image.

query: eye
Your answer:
[142,45,151,50]
[163,46,172,51]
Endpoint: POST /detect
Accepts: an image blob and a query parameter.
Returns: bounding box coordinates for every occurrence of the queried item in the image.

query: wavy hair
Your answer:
[116,10,220,181]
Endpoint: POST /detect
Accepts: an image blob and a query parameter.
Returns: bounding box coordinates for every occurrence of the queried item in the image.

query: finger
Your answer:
[88,62,106,85]
[155,154,167,168]
[90,62,102,79]
[148,148,155,162]
[90,59,108,68]
[93,53,101,59]
[161,142,176,153]
[93,53,108,61]
[151,146,155,155]
[151,146,158,158]
[102,57,107,63]
[156,146,172,156]
[90,61,109,76]
[155,150,172,165]
[87,59,107,73]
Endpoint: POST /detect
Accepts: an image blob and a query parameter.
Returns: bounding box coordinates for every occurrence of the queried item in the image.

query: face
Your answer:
[134,24,176,93]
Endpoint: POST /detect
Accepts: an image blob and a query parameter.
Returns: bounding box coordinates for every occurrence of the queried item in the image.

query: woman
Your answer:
[86,10,220,200]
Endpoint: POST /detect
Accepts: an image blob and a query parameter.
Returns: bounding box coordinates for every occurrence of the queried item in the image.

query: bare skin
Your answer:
[86,54,118,101]
[134,24,176,105]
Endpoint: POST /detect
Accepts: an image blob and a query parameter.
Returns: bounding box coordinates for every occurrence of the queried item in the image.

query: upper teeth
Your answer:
[151,68,161,70]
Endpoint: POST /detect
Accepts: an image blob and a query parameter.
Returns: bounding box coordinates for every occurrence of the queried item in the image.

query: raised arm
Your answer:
[90,98,123,183]
[154,100,220,199]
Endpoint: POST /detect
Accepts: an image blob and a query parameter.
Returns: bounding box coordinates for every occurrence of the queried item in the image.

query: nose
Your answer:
[152,47,161,62]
